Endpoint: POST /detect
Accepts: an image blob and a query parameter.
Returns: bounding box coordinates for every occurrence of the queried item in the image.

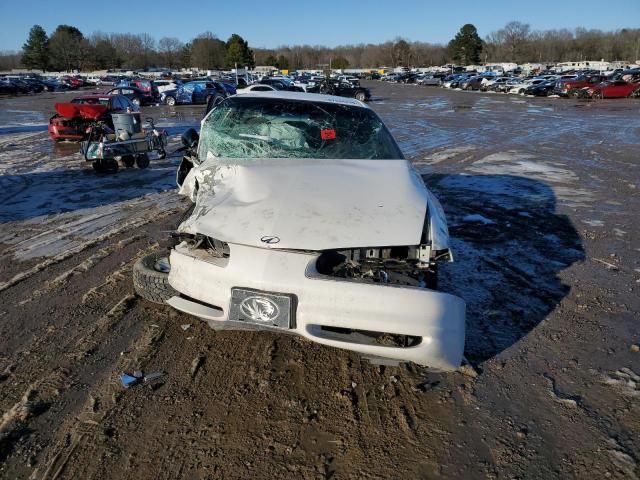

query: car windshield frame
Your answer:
[198,96,404,161]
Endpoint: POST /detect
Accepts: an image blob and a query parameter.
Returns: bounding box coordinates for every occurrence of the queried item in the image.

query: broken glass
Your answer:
[198,97,403,160]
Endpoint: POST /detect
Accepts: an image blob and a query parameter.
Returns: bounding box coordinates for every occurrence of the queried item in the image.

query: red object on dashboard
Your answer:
[321,129,336,140]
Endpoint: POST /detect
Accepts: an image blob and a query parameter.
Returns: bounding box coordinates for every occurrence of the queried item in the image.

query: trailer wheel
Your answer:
[133,252,177,305]
[92,159,119,174]
[117,155,135,167]
[135,153,150,169]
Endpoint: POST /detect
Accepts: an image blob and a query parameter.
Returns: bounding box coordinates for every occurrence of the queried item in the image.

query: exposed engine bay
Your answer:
[315,245,447,289]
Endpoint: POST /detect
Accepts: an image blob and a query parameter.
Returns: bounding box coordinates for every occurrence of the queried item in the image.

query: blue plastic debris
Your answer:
[120,373,140,388]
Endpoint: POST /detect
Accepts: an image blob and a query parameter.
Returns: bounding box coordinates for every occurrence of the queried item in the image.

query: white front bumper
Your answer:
[167,243,465,370]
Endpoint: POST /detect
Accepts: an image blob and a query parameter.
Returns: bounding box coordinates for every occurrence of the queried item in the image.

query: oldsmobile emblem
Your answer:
[260,236,280,244]
[240,296,280,322]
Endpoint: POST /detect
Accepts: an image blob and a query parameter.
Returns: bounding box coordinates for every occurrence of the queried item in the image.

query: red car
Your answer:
[48,94,137,141]
[586,80,640,99]
[60,76,84,89]
[554,74,608,96]
[130,79,159,102]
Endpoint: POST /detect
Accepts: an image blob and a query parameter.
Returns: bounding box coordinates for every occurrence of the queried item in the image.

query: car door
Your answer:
[606,81,626,97]
[178,84,195,103]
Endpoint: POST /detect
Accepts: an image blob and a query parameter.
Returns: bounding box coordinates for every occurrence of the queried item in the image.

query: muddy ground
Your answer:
[0,83,638,479]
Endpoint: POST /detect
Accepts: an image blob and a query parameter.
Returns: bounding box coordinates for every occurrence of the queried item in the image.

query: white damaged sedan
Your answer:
[135,91,465,370]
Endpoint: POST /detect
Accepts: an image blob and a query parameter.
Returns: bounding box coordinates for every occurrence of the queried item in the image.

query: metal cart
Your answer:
[81,112,167,173]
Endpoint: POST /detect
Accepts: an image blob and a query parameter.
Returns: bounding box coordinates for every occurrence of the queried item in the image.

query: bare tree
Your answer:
[158,37,183,68]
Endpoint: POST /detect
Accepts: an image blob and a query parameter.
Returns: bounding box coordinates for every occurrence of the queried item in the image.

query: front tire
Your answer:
[355,91,366,102]
[165,95,176,106]
[133,252,177,304]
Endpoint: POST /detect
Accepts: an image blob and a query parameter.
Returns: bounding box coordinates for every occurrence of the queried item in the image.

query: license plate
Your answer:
[228,288,295,329]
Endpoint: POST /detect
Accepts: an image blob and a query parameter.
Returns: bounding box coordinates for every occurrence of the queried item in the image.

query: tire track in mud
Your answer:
[0,223,175,474]
[19,235,145,305]
[0,293,139,468]
[33,307,168,480]
[0,203,183,293]
[0,369,70,463]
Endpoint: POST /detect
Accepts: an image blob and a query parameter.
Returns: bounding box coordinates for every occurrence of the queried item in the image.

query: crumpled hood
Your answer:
[54,103,108,120]
[178,158,439,251]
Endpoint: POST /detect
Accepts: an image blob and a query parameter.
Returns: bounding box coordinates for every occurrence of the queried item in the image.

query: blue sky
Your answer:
[1,0,637,51]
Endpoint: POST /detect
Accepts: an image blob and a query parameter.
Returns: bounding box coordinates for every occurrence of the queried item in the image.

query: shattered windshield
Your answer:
[198,97,403,160]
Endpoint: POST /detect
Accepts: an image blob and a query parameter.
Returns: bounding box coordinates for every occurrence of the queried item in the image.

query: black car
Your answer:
[526,79,558,97]
[259,78,304,92]
[319,79,371,102]
[0,81,18,95]
[397,73,420,84]
[105,86,154,106]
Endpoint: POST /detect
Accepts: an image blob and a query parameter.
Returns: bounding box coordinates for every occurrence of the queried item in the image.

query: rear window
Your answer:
[71,97,110,105]
[199,97,403,160]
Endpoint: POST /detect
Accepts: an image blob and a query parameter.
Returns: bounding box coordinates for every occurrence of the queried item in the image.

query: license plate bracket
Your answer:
[228,288,295,329]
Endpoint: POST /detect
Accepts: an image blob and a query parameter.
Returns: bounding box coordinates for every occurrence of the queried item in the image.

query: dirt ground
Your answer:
[0,83,638,479]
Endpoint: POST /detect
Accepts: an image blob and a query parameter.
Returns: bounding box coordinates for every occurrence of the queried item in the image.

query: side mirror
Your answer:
[181,128,199,149]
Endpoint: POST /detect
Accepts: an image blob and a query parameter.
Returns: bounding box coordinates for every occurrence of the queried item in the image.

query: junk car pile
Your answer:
[383,67,640,99]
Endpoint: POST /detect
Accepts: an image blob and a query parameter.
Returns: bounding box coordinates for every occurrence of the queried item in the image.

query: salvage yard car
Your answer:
[162,80,229,106]
[48,94,137,141]
[553,74,608,97]
[583,79,640,98]
[318,79,371,101]
[133,91,466,370]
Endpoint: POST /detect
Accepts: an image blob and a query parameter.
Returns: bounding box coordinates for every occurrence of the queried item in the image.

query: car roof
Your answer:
[237,91,370,108]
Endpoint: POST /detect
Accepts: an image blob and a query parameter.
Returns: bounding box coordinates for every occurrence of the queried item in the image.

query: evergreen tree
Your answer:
[22,25,49,71]
[448,24,484,64]
[48,25,85,71]
[225,34,254,68]
[331,56,349,70]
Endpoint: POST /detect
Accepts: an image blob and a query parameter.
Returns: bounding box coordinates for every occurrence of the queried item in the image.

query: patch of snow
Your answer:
[461,214,495,225]
[582,219,604,227]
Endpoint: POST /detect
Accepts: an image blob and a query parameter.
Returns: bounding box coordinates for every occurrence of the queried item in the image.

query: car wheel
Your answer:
[519,88,525,94]
[355,91,366,102]
[133,252,177,304]
[157,148,166,159]
[132,97,141,107]
[592,91,603,99]
[165,96,176,106]
[135,153,150,169]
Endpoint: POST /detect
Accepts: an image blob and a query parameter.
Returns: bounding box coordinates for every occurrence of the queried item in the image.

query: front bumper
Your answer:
[167,243,465,370]
[48,122,85,141]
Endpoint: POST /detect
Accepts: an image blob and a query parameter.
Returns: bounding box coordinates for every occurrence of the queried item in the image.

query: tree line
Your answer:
[2,22,638,72]
[17,25,254,72]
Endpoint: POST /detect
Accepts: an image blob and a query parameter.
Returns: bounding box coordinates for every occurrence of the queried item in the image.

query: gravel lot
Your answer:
[0,82,638,479]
